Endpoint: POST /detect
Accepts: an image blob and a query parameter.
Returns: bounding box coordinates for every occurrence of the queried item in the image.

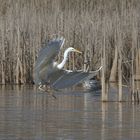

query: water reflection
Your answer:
[101,102,107,140]
[0,85,140,140]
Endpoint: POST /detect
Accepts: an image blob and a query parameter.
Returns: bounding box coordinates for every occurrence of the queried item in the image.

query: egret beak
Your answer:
[74,49,82,54]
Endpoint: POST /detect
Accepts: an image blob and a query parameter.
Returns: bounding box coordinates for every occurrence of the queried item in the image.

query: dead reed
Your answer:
[0,0,140,102]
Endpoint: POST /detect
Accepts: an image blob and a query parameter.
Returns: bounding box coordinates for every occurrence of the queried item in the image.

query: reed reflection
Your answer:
[101,102,108,140]
[118,103,122,139]
[0,86,140,140]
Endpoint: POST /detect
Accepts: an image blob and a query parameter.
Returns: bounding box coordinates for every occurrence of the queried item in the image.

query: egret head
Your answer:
[66,47,82,54]
[57,47,82,69]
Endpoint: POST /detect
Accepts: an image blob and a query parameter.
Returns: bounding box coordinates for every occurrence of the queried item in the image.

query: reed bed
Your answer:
[0,0,140,101]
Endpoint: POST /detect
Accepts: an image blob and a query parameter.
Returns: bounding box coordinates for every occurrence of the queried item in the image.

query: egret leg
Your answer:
[38,84,46,92]
[38,84,56,99]
[50,93,56,99]
[46,85,57,99]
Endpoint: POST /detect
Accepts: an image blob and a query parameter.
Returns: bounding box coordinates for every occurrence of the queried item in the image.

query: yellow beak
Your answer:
[74,49,82,54]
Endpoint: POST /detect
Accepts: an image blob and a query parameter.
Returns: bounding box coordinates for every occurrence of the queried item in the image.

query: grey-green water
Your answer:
[0,85,140,140]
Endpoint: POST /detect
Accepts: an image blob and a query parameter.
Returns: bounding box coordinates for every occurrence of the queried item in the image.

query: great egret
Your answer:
[33,37,102,94]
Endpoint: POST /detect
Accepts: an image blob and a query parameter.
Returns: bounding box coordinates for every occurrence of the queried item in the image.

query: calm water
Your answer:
[0,85,140,140]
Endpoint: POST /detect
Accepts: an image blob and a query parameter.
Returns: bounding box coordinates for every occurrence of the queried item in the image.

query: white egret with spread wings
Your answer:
[33,37,102,94]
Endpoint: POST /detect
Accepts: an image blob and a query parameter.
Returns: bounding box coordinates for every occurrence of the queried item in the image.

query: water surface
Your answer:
[0,85,140,140]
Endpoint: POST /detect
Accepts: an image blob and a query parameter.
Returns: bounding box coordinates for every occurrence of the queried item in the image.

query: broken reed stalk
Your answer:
[118,57,122,102]
[101,23,108,102]
[131,10,139,102]
[118,30,123,102]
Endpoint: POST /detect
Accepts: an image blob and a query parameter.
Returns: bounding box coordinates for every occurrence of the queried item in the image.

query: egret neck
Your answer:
[57,49,69,69]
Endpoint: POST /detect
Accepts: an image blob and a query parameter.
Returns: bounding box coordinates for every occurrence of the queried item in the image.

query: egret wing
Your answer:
[33,37,65,85]
[35,37,65,69]
[49,70,68,84]
[51,71,99,89]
